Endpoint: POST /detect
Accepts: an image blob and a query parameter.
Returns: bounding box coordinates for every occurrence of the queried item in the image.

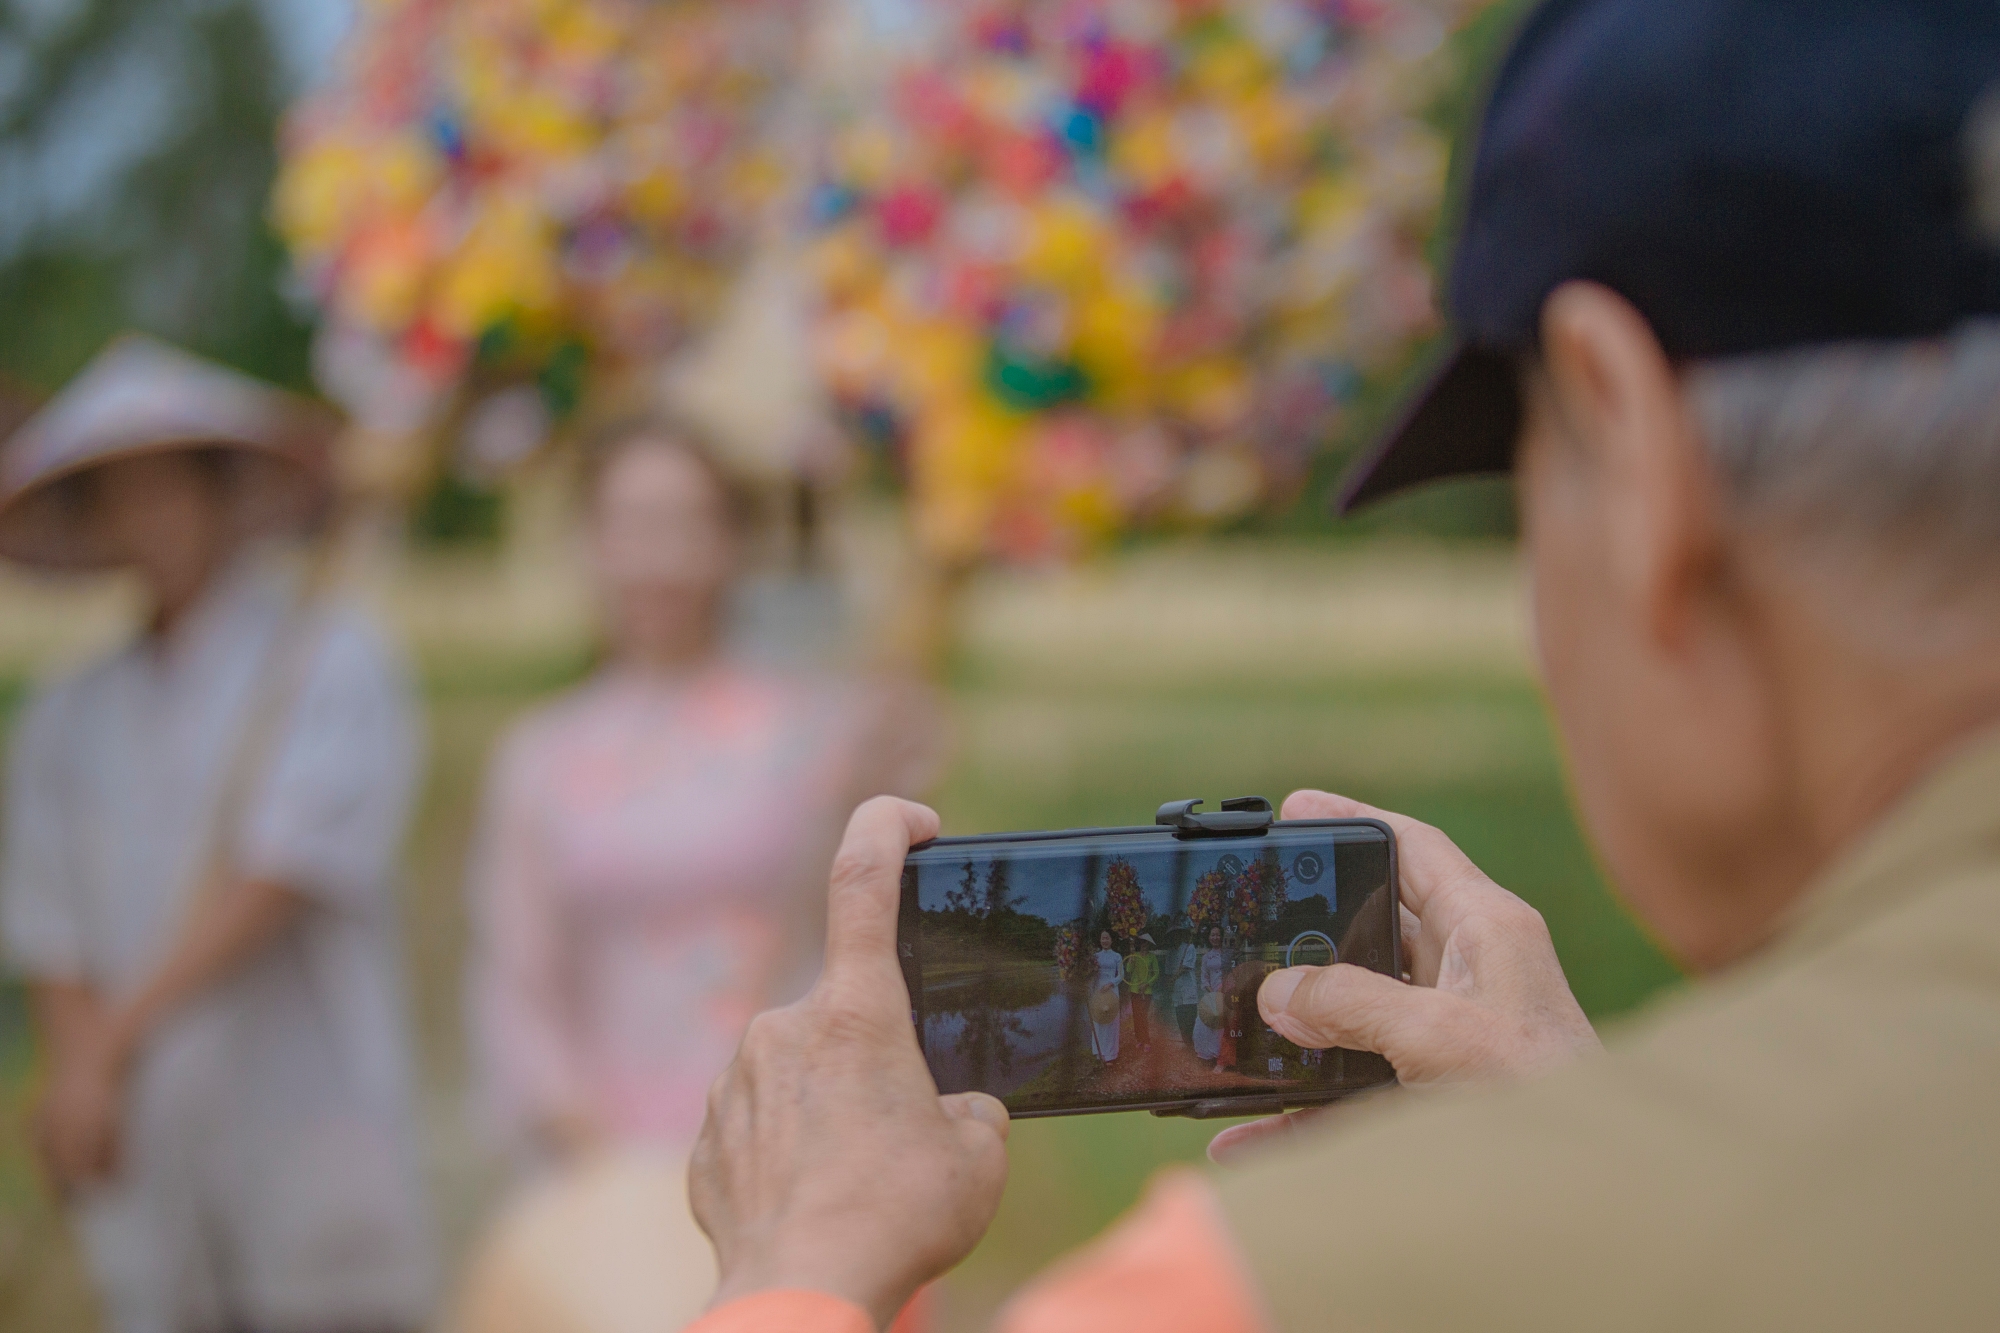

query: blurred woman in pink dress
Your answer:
[465,414,938,1168]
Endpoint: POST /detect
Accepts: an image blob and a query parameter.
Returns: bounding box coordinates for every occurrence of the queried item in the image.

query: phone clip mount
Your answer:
[1156,796,1274,839]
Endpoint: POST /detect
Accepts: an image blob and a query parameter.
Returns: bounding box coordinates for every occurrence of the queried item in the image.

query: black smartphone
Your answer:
[896,798,1400,1119]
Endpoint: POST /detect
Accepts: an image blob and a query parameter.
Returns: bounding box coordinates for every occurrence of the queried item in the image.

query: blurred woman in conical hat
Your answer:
[0,335,436,1333]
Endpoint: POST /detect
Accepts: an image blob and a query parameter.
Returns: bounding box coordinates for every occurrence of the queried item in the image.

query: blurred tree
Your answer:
[0,0,324,393]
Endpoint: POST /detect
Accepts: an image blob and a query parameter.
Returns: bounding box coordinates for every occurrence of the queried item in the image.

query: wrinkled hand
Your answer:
[1211,790,1601,1162]
[691,798,1011,1327]
[35,1016,132,1190]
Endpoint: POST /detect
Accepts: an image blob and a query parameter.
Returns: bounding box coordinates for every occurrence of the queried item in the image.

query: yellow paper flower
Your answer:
[1019,197,1109,292]
[914,398,1031,564]
[1071,283,1160,412]
[272,143,370,258]
[433,197,564,339]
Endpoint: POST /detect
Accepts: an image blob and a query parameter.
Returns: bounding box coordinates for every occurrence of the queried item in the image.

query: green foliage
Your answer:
[1273,891,1333,943]
[921,908,1060,965]
[927,861,1057,964]
[409,474,507,550]
[0,0,314,392]
[949,858,981,911]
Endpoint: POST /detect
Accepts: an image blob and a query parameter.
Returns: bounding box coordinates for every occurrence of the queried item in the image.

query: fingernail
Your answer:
[944,1092,1010,1129]
[966,1094,1011,1142]
[1259,968,1303,1014]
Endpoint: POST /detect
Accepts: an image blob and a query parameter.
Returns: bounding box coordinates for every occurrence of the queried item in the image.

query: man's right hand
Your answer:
[1211,790,1601,1162]
[690,797,1011,1328]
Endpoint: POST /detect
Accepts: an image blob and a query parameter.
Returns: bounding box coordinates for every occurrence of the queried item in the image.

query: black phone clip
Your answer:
[1155,796,1274,839]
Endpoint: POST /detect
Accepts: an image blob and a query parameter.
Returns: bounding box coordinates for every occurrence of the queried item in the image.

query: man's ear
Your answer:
[1539,281,1724,649]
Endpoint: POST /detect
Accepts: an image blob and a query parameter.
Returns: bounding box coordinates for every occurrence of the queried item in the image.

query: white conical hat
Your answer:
[0,334,335,570]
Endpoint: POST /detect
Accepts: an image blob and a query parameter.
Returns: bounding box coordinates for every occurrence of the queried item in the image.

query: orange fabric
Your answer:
[997,1170,1268,1333]
[688,1174,1263,1333]
[887,1285,933,1333]
[682,1290,874,1333]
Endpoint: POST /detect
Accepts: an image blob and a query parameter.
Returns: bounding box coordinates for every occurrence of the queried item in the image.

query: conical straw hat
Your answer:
[0,334,335,570]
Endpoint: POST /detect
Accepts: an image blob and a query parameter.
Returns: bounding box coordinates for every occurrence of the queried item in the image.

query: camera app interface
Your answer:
[904,828,1394,1114]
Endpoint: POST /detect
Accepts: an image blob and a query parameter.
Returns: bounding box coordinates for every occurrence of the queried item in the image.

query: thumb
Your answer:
[940,1091,1011,1145]
[820,797,939,1016]
[1260,964,1498,1085]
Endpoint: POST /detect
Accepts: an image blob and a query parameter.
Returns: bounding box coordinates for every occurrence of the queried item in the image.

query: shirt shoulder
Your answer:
[299,596,415,696]
[1218,858,2000,1332]
[480,674,639,815]
[8,645,133,767]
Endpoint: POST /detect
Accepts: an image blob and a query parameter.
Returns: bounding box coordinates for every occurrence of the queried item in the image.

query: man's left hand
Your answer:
[690,797,1011,1328]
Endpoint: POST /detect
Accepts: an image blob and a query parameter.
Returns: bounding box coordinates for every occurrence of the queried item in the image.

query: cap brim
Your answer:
[1333,342,1522,514]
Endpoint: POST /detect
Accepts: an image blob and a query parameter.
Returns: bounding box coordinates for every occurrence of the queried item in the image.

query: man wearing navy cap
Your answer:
[675,2,2000,1330]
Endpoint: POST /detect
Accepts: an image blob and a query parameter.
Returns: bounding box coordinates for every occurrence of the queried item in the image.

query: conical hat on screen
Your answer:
[1198,991,1227,1029]
[1089,985,1120,1025]
[0,335,335,570]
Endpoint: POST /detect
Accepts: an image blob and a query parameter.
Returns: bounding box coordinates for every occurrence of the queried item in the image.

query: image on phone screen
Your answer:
[899,822,1398,1117]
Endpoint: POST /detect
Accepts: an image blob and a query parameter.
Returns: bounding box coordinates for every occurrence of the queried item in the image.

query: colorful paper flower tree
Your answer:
[1052,919,1085,977]
[274,0,803,447]
[1103,856,1150,940]
[1230,855,1289,941]
[1187,865,1231,932]
[805,0,1486,564]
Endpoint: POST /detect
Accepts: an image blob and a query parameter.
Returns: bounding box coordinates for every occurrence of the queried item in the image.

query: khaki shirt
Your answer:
[1221,728,2000,1330]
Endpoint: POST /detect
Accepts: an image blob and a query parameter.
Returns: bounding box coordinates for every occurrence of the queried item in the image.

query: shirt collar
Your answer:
[1773,723,2000,961]
[133,549,290,680]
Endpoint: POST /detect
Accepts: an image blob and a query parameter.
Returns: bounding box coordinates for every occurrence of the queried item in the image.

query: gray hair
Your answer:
[1680,93,2000,647]
[1685,322,2000,643]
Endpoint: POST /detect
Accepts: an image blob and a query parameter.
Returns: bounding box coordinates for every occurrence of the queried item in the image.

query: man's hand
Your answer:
[690,797,1011,1327]
[1210,790,1601,1162]
[27,876,305,1193]
[34,1008,132,1189]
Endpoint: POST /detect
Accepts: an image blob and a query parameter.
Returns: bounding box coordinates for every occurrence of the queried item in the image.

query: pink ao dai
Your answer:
[467,666,922,1158]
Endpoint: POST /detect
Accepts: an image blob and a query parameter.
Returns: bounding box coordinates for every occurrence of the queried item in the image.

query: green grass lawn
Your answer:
[0,545,1682,1331]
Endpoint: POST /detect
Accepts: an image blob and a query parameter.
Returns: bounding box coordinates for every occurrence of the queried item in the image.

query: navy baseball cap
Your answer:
[1337,0,2000,512]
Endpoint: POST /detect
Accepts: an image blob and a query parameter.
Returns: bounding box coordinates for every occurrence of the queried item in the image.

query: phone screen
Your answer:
[899,822,1398,1117]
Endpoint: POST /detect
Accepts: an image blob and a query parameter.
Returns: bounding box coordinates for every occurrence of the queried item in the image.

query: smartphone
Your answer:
[897,799,1400,1119]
